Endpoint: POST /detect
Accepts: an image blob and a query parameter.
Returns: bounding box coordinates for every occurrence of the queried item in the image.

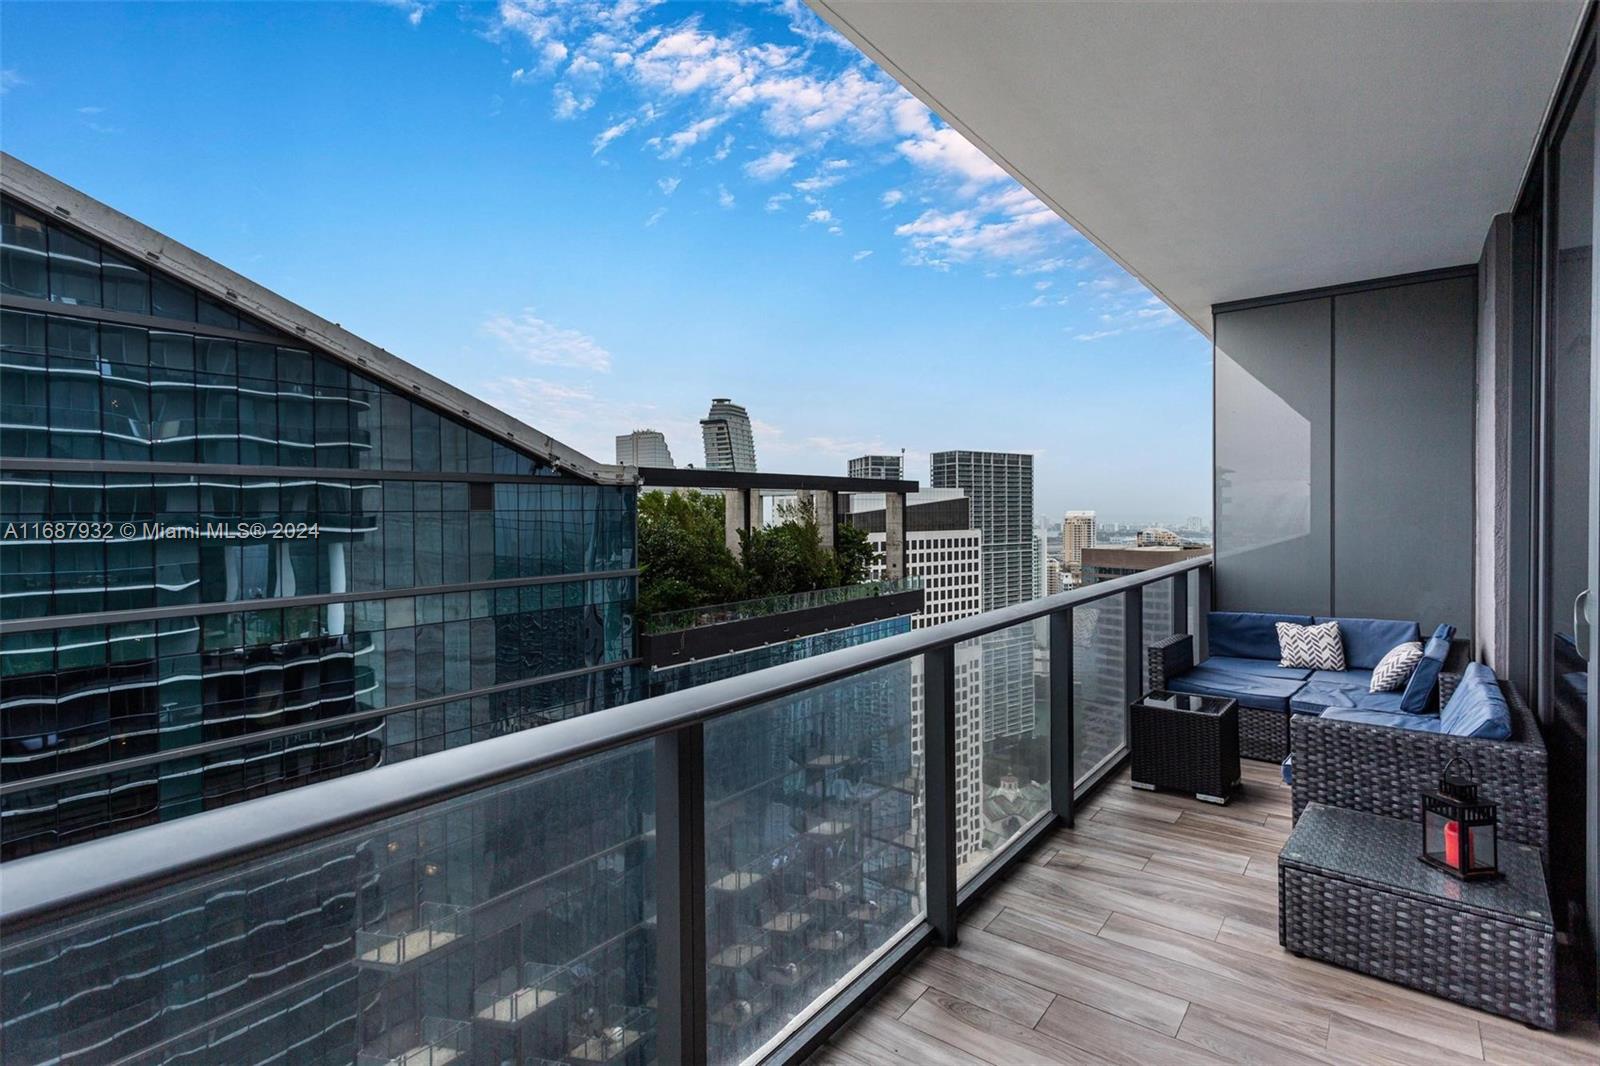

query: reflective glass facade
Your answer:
[0,195,639,859]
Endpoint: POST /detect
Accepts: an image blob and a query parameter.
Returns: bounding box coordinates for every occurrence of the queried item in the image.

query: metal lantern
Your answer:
[1420,757,1499,880]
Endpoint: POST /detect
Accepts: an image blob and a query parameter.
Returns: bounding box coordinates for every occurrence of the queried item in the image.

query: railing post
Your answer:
[923,643,959,947]
[1195,562,1213,661]
[1122,589,1144,745]
[655,723,707,1066]
[1171,571,1189,637]
[1048,608,1076,827]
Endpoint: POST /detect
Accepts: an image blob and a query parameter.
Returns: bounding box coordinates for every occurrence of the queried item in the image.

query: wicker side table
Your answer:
[1130,691,1240,804]
[1280,804,1555,1029]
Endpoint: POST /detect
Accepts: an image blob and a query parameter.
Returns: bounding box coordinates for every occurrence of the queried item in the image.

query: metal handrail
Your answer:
[0,553,1210,933]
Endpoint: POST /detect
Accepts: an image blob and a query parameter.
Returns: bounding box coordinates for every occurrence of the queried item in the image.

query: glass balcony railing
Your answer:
[0,555,1209,1066]
[639,577,923,635]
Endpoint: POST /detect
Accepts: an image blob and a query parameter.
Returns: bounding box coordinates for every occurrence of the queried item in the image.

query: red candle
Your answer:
[1444,820,1463,868]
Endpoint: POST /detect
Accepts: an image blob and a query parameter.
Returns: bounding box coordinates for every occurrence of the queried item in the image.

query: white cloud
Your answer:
[792,173,842,193]
[645,206,668,227]
[765,192,792,212]
[823,158,851,170]
[592,117,635,153]
[539,40,569,72]
[657,176,681,195]
[378,0,430,26]
[897,125,1008,187]
[717,184,736,208]
[852,249,873,261]
[880,188,904,207]
[892,184,1071,268]
[806,208,833,223]
[744,148,796,180]
[482,310,614,371]
[652,114,726,158]
[1,69,26,95]
[712,133,734,160]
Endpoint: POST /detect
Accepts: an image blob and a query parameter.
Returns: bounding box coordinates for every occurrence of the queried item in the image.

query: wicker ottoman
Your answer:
[1129,691,1240,804]
[1280,804,1555,1028]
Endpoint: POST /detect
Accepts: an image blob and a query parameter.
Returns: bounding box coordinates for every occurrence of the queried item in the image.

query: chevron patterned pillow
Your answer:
[1369,640,1424,692]
[1275,621,1346,671]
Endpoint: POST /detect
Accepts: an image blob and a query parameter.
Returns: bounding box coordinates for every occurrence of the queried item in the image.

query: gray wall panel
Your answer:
[1214,298,1333,616]
[1331,278,1476,636]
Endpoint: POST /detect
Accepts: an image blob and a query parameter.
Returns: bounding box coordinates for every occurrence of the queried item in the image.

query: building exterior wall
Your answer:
[847,454,903,480]
[0,192,639,860]
[1213,272,1476,636]
[615,428,674,468]
[700,398,757,472]
[929,450,1034,612]
[1062,510,1095,575]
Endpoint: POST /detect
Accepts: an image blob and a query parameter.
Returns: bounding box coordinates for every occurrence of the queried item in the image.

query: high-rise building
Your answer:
[0,163,642,860]
[1033,527,1051,599]
[615,428,674,468]
[1045,556,1065,596]
[929,451,1037,746]
[1062,509,1097,576]
[848,453,904,480]
[0,158,654,1066]
[1136,526,1182,547]
[700,397,757,472]
[845,488,984,863]
[929,451,1034,611]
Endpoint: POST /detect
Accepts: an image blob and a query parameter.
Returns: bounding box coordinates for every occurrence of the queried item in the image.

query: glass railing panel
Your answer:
[955,618,1050,885]
[1141,580,1174,691]
[640,577,923,635]
[0,744,658,1066]
[1074,595,1127,785]
[702,659,923,1062]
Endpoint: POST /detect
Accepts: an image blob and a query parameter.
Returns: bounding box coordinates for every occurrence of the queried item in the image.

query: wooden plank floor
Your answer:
[819,760,1600,1066]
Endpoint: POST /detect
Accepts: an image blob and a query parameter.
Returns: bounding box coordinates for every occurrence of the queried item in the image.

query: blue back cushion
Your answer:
[1439,662,1512,740]
[1316,616,1421,670]
[1399,624,1455,714]
[1209,612,1313,661]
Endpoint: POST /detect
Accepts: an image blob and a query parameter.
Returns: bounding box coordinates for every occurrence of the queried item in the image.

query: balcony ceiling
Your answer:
[811,0,1585,333]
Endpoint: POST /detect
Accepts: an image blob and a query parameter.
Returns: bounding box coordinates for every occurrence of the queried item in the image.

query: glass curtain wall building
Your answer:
[0,177,640,861]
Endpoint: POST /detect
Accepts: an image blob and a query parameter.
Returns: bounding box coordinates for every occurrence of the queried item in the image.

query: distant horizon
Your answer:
[0,0,1213,524]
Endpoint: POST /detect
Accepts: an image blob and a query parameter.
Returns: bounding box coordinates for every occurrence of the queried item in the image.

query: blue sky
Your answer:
[0,0,1212,525]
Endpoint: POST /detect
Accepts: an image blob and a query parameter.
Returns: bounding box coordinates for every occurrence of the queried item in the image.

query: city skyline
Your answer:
[0,0,1212,525]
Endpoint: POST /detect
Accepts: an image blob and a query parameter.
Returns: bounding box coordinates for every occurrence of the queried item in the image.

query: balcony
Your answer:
[0,556,1593,1065]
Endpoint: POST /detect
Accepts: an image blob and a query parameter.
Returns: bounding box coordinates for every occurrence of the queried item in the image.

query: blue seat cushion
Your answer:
[1281,754,1294,786]
[1439,662,1512,739]
[1399,624,1455,714]
[1203,656,1313,682]
[1166,666,1300,713]
[1308,668,1375,689]
[1318,707,1445,733]
[1314,616,1421,670]
[1209,612,1313,662]
[1289,680,1405,715]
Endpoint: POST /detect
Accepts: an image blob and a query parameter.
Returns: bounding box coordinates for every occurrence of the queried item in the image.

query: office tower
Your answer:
[615,428,674,468]
[845,489,984,863]
[0,162,640,858]
[700,397,757,472]
[929,451,1036,745]
[929,451,1034,611]
[0,158,653,1066]
[1045,557,1064,596]
[1062,509,1096,576]
[1033,527,1050,599]
[848,453,904,480]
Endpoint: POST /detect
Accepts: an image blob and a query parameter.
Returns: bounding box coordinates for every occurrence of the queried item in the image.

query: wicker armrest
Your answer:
[1290,682,1548,858]
[1146,633,1194,693]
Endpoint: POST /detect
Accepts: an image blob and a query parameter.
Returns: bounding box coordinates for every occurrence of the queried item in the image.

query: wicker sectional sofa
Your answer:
[1290,671,1549,856]
[1147,611,1450,762]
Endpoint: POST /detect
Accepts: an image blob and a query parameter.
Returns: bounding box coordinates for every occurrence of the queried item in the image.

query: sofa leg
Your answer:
[1130,781,1156,791]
